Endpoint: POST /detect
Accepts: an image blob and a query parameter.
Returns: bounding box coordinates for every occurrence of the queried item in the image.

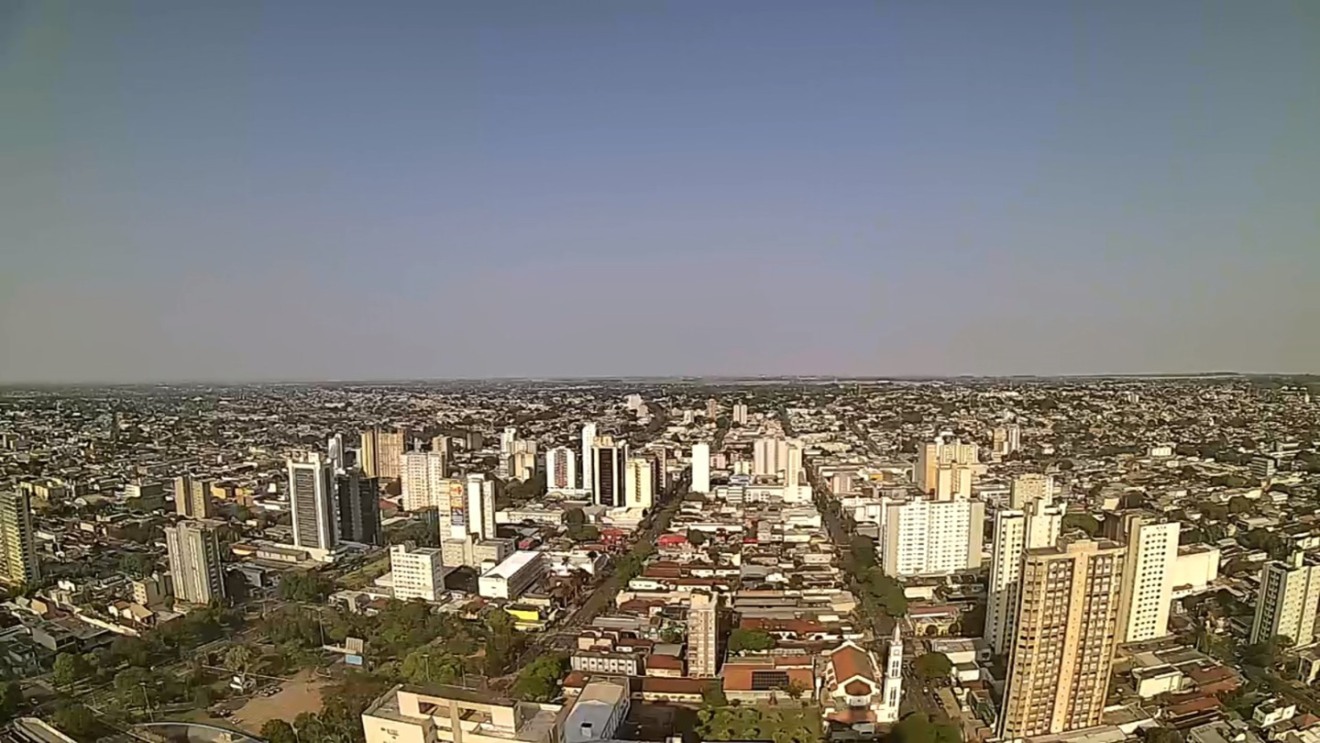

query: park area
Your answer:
[232,670,328,732]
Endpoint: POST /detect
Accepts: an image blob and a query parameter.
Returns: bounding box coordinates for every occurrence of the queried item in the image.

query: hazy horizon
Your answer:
[3,1,1318,383]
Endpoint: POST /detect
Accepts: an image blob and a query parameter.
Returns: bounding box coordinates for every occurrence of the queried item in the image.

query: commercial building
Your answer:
[915,434,978,496]
[592,436,628,508]
[545,447,577,492]
[401,451,449,512]
[361,684,563,743]
[686,591,718,677]
[0,490,40,585]
[165,520,225,605]
[337,469,381,546]
[985,480,1063,655]
[459,474,496,542]
[1251,552,1320,646]
[173,475,214,519]
[288,451,338,554]
[999,539,1128,740]
[478,551,544,600]
[360,428,406,481]
[691,443,711,494]
[880,496,985,578]
[580,422,598,493]
[625,457,654,510]
[390,542,447,602]
[564,681,630,743]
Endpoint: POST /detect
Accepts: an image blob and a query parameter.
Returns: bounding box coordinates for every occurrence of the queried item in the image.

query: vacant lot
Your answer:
[233,669,327,732]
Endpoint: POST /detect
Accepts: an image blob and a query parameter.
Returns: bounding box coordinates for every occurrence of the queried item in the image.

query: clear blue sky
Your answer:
[2,1,1317,382]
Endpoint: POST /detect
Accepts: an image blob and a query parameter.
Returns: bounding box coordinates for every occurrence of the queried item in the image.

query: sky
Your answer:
[1,1,1318,383]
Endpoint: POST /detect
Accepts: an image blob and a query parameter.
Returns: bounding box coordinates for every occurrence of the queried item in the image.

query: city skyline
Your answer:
[3,2,1318,383]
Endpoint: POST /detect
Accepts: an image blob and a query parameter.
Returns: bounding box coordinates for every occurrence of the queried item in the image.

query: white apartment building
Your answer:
[691,443,711,494]
[400,450,448,511]
[545,447,577,492]
[880,496,985,578]
[625,457,654,510]
[1116,515,1181,643]
[753,437,790,478]
[1252,552,1320,646]
[580,423,598,493]
[984,489,1063,655]
[287,451,337,555]
[390,542,446,602]
[460,474,496,542]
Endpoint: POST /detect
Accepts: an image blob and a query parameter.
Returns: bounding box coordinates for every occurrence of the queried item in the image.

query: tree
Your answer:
[851,536,877,570]
[512,654,568,702]
[224,644,255,678]
[279,570,334,602]
[868,571,908,617]
[0,681,22,723]
[52,704,99,740]
[1061,513,1101,537]
[261,719,299,743]
[702,683,729,708]
[728,628,776,653]
[782,679,809,701]
[893,712,960,743]
[1227,496,1254,515]
[118,552,157,579]
[564,508,586,526]
[913,652,953,680]
[1145,727,1184,743]
[567,524,600,542]
[52,653,91,688]
[687,529,708,546]
[402,648,464,686]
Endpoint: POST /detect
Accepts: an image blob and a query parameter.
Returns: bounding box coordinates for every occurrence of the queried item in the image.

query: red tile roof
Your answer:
[646,654,684,670]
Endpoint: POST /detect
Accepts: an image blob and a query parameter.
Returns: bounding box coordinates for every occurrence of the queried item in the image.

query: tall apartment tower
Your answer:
[336,469,381,546]
[0,491,40,585]
[400,451,448,511]
[360,428,406,481]
[1107,513,1180,643]
[287,452,338,553]
[785,441,803,489]
[999,539,1128,740]
[327,433,346,473]
[731,403,749,426]
[545,447,577,492]
[915,434,978,495]
[985,478,1064,655]
[625,457,654,510]
[173,475,214,519]
[881,496,985,577]
[580,423,598,493]
[464,474,496,542]
[593,436,629,508]
[691,443,711,494]
[753,437,790,478]
[687,591,719,677]
[649,444,669,491]
[165,520,225,604]
[1251,552,1320,646]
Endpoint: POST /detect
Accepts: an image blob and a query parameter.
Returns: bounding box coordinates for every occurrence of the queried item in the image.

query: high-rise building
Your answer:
[625,457,654,510]
[336,469,381,545]
[545,447,577,492]
[705,399,719,419]
[1108,513,1180,643]
[0,491,40,585]
[390,542,446,602]
[915,434,978,495]
[173,475,214,519]
[785,441,803,489]
[999,539,1127,740]
[1251,455,1278,481]
[165,520,225,604]
[931,463,975,501]
[400,451,448,511]
[430,435,450,458]
[731,404,749,426]
[687,591,718,677]
[985,479,1063,655]
[593,436,628,508]
[649,444,669,491]
[360,428,407,481]
[691,443,711,494]
[753,437,790,478]
[992,424,1022,457]
[1251,552,1320,646]
[287,452,338,553]
[327,434,346,473]
[880,496,985,577]
[580,423,598,493]
[463,474,496,542]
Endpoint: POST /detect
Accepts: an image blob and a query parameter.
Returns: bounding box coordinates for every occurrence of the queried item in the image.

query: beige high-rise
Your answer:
[173,475,214,518]
[0,491,40,585]
[999,539,1127,740]
[165,520,225,604]
[687,591,718,677]
[360,428,406,480]
[1251,552,1320,646]
[915,434,978,496]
